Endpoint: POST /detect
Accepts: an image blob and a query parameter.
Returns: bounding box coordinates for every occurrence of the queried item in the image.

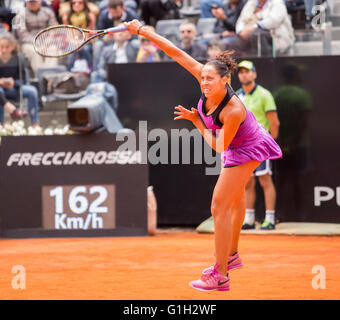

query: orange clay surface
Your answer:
[0,230,339,300]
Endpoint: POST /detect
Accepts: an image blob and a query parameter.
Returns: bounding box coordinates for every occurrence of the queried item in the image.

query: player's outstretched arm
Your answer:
[124,20,203,83]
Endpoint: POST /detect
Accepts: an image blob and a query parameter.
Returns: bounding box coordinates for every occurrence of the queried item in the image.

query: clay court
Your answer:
[1,230,339,300]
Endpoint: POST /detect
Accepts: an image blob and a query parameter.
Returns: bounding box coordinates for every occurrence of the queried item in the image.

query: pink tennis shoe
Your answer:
[189,263,230,292]
[227,251,244,271]
[202,251,244,274]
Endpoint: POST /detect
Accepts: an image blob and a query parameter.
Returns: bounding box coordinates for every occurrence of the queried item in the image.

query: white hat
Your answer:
[71,59,91,74]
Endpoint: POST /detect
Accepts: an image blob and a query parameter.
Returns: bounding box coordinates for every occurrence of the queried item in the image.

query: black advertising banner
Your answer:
[108,58,340,225]
[0,133,148,238]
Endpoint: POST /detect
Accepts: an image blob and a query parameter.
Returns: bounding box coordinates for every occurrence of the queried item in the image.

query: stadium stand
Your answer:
[196,17,217,38]
[155,18,188,42]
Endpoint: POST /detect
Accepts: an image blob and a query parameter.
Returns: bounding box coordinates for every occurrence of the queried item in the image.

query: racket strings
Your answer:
[35,27,85,57]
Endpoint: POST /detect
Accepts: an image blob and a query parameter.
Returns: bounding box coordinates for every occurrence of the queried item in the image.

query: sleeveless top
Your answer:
[197,83,282,167]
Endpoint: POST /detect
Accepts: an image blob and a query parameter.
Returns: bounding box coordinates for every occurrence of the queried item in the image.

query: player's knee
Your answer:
[211,198,230,218]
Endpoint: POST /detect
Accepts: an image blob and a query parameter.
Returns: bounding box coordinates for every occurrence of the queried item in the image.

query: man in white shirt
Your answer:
[113,39,129,64]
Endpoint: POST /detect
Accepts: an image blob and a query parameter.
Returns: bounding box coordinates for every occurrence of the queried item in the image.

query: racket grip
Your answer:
[107,26,128,34]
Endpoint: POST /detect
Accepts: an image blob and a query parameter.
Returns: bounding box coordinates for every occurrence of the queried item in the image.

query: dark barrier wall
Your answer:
[108,57,340,225]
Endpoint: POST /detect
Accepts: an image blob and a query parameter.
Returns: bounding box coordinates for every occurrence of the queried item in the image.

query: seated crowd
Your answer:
[0,0,313,127]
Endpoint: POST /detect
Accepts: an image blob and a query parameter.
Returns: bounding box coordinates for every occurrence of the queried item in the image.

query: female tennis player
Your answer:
[124,19,282,292]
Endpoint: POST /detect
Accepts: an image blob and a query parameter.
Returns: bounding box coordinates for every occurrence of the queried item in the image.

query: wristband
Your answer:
[137,25,144,35]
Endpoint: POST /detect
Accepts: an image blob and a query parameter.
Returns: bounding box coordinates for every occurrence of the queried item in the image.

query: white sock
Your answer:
[244,209,255,225]
[265,210,275,224]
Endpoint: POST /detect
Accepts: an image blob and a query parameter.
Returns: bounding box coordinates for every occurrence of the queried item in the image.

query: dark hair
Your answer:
[109,0,124,9]
[205,50,237,78]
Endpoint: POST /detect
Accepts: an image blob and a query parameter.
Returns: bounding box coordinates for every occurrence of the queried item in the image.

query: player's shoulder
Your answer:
[222,97,245,122]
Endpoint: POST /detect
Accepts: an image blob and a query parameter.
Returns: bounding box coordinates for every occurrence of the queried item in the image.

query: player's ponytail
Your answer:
[205,50,237,78]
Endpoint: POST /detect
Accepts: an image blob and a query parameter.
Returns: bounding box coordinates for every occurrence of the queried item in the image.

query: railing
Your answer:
[245,22,340,57]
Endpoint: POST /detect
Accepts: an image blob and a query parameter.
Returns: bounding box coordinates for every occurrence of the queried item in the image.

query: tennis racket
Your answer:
[33,24,128,58]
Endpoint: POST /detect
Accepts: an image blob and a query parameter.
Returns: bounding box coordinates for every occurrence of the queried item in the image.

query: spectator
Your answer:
[69,53,91,90]
[236,60,280,230]
[0,33,40,127]
[200,0,223,18]
[136,26,161,62]
[304,0,317,29]
[199,0,246,47]
[67,49,92,74]
[60,0,97,29]
[41,0,55,9]
[179,22,208,61]
[94,0,138,69]
[212,0,247,43]
[61,0,98,69]
[140,0,183,27]
[98,0,138,16]
[284,0,305,29]
[234,0,295,55]
[91,25,139,82]
[207,39,225,59]
[59,0,99,24]
[70,57,91,75]
[165,22,208,61]
[97,0,138,29]
[50,0,61,18]
[0,1,16,32]
[16,0,59,73]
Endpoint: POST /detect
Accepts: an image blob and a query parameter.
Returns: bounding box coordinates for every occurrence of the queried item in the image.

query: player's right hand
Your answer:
[124,20,143,35]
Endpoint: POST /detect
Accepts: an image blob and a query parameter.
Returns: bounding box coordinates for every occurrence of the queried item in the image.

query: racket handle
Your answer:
[107,25,128,34]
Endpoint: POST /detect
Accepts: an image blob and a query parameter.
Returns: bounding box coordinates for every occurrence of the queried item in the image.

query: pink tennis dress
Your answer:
[197,84,282,167]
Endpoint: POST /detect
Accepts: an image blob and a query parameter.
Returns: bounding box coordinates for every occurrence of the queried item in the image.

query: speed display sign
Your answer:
[42,185,115,230]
